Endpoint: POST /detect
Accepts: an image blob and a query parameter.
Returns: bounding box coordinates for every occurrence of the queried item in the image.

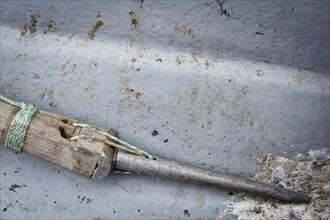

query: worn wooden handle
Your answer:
[0,100,116,180]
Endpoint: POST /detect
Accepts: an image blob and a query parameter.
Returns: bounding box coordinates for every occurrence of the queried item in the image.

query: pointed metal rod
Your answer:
[114,151,311,203]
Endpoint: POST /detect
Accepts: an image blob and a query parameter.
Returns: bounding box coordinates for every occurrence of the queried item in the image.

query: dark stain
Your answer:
[3,208,7,212]
[164,139,168,143]
[151,130,159,136]
[228,191,233,196]
[54,201,57,204]
[156,58,163,62]
[11,184,21,189]
[9,188,16,193]
[183,209,190,217]
[138,209,141,212]
[3,173,6,175]
[256,32,264,35]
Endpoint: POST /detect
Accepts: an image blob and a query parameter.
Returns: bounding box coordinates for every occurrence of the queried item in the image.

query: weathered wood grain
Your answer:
[0,100,116,180]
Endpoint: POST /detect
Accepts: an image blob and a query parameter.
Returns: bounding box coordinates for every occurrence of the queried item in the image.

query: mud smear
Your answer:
[20,13,40,37]
[88,20,104,40]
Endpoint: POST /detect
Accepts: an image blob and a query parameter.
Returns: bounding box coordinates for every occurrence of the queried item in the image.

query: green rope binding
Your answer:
[71,123,154,159]
[0,95,38,153]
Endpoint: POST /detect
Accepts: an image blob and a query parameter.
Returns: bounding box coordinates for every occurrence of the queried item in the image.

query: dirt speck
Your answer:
[204,60,210,69]
[156,58,163,62]
[192,52,199,62]
[126,88,134,92]
[61,60,69,72]
[44,20,56,34]
[174,23,193,36]
[88,20,104,40]
[151,130,158,136]
[256,31,264,35]
[33,73,40,79]
[135,92,142,100]
[79,195,94,204]
[215,207,221,216]
[3,208,7,212]
[183,209,190,217]
[176,56,185,65]
[72,63,77,70]
[164,139,168,143]
[129,11,138,28]
[251,206,264,215]
[131,58,137,63]
[14,167,21,174]
[256,69,264,77]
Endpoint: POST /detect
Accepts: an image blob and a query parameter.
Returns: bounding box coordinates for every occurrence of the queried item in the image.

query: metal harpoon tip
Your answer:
[114,151,311,203]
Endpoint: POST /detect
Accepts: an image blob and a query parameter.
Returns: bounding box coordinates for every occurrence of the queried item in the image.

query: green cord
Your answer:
[71,123,154,159]
[0,95,38,153]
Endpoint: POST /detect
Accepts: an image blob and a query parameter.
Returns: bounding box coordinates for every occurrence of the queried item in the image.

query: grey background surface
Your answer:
[0,1,329,219]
